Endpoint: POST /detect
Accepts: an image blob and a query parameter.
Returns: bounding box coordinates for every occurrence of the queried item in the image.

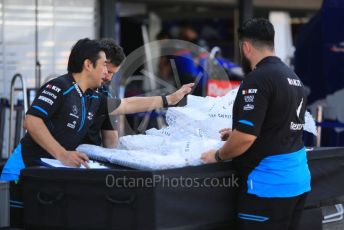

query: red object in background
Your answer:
[207,80,241,97]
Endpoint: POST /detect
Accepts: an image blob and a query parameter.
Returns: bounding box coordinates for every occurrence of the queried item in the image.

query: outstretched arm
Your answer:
[110,83,194,115]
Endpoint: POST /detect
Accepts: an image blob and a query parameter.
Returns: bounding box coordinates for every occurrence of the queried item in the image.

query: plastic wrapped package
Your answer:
[119,135,169,152]
[77,137,224,170]
[77,87,317,170]
[304,111,317,136]
[77,144,188,170]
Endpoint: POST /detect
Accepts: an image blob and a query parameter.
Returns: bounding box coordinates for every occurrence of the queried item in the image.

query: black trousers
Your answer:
[9,181,24,228]
[236,191,308,230]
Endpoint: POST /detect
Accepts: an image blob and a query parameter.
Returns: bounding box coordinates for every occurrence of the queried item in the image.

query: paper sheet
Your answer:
[40,158,108,169]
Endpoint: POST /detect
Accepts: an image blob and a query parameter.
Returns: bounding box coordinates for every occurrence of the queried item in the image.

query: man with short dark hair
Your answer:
[201,18,311,230]
[0,38,108,227]
[82,38,125,147]
[1,38,107,180]
[84,38,194,148]
[0,37,193,228]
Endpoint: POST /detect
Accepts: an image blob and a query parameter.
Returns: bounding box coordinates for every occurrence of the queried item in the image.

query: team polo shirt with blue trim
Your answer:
[82,82,121,146]
[20,73,99,166]
[232,56,311,198]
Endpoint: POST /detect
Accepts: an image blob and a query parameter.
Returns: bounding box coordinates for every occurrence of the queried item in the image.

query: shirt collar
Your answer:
[255,56,281,68]
[67,73,85,97]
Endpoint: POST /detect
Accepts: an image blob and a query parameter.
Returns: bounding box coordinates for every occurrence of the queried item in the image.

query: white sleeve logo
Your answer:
[296,98,303,118]
[46,84,61,93]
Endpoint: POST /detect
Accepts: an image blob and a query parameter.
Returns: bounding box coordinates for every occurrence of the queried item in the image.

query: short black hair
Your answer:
[67,38,106,73]
[237,18,275,49]
[99,38,125,67]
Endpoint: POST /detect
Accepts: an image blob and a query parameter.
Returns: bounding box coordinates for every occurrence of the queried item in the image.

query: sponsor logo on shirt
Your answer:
[243,104,254,111]
[242,89,257,95]
[46,84,61,93]
[72,105,78,115]
[287,78,302,87]
[38,95,54,105]
[69,113,79,119]
[75,84,83,97]
[87,112,94,120]
[209,113,232,119]
[290,98,305,131]
[244,95,255,103]
[67,121,77,129]
[42,90,57,99]
[290,122,304,131]
[296,98,304,118]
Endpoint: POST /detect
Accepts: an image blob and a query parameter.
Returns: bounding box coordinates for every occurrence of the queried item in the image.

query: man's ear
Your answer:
[242,41,251,57]
[83,59,93,72]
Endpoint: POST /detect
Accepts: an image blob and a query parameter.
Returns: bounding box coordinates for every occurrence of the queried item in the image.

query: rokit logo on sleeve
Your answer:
[46,84,61,93]
[242,89,257,95]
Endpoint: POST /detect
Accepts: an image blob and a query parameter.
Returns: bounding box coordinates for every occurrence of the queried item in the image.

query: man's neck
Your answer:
[72,72,89,93]
[251,50,276,70]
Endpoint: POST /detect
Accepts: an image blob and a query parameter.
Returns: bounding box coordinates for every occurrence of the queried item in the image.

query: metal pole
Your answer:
[8,74,28,155]
[14,101,23,148]
[205,46,222,95]
[316,105,323,147]
[234,8,240,63]
[0,98,8,159]
[141,25,157,90]
[141,25,165,129]
[35,0,41,88]
[99,0,117,39]
[238,0,253,26]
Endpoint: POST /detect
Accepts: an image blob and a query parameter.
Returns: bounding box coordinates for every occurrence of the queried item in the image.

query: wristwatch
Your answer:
[215,149,224,162]
[161,95,169,108]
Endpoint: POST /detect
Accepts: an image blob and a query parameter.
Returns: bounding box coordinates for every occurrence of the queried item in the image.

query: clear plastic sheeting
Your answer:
[309,88,344,133]
[147,88,316,139]
[304,111,318,136]
[77,87,317,170]
[77,144,203,170]
[157,88,239,140]
[119,137,224,165]
[77,139,223,170]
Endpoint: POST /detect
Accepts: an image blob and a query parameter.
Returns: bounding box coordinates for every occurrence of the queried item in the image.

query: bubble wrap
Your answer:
[77,88,317,170]
[304,111,317,136]
[77,144,199,170]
